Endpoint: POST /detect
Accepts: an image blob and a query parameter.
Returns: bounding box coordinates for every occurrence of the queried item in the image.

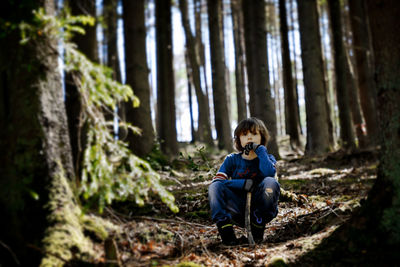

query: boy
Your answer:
[208,117,280,245]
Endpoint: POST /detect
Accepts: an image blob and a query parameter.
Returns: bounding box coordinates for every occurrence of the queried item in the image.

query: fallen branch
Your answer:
[127,215,214,229]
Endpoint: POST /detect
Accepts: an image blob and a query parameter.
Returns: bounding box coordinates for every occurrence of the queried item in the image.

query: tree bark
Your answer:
[279,0,302,149]
[341,3,368,148]
[122,0,155,157]
[179,0,214,146]
[231,0,247,123]
[345,50,368,148]
[289,0,303,134]
[155,0,179,156]
[327,0,356,150]
[103,0,122,126]
[348,0,379,146]
[104,0,121,83]
[242,0,280,157]
[207,0,232,151]
[0,1,93,265]
[297,0,331,155]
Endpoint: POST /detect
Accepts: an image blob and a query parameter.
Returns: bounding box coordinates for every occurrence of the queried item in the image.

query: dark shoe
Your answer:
[251,223,265,243]
[217,219,238,245]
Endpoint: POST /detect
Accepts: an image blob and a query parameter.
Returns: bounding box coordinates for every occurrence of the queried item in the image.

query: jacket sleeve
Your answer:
[212,154,234,181]
[254,145,276,177]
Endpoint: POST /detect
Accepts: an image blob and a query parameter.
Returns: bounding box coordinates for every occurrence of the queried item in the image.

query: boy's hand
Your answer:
[243,179,254,192]
[244,142,260,155]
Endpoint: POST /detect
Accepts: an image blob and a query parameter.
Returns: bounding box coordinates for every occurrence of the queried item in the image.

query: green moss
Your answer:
[40,167,96,266]
[268,256,288,267]
[81,214,121,241]
[279,179,309,190]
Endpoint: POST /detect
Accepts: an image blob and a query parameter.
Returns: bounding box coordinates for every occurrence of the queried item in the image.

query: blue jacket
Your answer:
[212,145,276,190]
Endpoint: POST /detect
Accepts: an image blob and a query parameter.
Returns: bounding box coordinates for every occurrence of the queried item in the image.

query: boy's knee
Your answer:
[208,181,225,197]
[260,177,280,199]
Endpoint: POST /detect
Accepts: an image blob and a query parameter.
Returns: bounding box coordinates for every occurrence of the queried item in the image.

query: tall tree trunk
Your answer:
[342,2,368,148]
[242,0,280,157]
[345,50,368,148]
[65,0,97,176]
[0,1,92,265]
[319,1,336,147]
[122,0,155,157]
[207,0,232,151]
[297,0,331,155]
[327,0,356,150]
[289,0,303,134]
[103,0,122,126]
[279,0,302,149]
[104,0,121,83]
[179,0,214,146]
[348,0,379,146]
[185,52,196,143]
[231,0,247,122]
[155,0,179,156]
[194,0,211,125]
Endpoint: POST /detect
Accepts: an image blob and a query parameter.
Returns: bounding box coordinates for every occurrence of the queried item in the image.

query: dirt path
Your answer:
[97,149,377,266]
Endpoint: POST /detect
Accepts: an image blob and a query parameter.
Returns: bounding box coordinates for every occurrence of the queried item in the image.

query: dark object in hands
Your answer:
[243,179,254,192]
[244,142,260,155]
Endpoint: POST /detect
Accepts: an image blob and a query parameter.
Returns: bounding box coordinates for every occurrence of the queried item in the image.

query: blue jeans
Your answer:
[208,177,280,227]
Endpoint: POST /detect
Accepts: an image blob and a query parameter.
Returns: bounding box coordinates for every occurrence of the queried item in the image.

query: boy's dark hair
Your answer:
[234,117,270,152]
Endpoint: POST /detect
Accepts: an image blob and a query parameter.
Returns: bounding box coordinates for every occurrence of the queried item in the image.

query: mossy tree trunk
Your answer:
[0,1,94,265]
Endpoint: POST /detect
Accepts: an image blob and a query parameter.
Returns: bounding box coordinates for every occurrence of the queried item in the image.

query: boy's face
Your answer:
[239,129,261,148]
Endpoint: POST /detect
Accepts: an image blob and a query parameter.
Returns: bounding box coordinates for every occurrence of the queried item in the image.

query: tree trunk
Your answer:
[65,0,97,175]
[242,0,280,157]
[155,0,179,156]
[279,0,302,149]
[179,0,214,146]
[297,0,331,155]
[122,0,155,157]
[103,0,122,125]
[231,0,247,123]
[185,52,196,143]
[319,1,336,147]
[104,0,121,83]
[289,0,303,134]
[207,0,232,151]
[348,0,379,146]
[0,1,93,265]
[327,0,356,150]
[342,3,368,148]
[194,0,212,129]
[345,50,368,148]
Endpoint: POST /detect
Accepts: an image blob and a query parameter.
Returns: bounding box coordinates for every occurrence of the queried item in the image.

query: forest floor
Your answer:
[90,139,378,266]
